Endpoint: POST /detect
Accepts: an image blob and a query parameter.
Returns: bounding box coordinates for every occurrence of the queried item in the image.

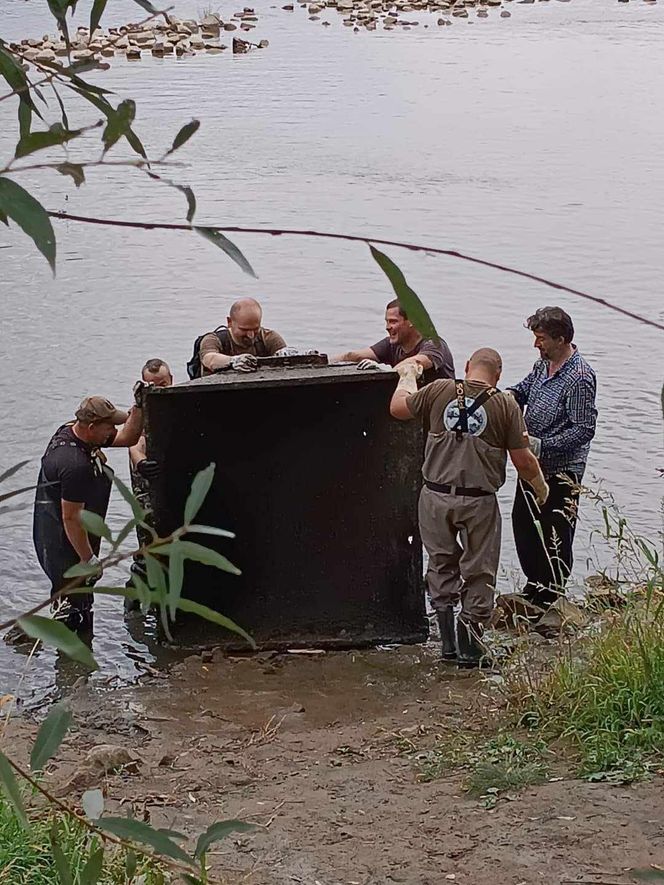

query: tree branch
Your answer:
[46,212,664,333]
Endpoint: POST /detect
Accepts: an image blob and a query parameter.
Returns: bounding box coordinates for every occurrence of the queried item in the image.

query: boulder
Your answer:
[232,36,252,52]
[534,598,588,636]
[224,22,238,29]
[35,49,57,61]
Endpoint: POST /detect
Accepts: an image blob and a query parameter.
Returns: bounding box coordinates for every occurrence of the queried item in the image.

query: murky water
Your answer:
[1,0,663,704]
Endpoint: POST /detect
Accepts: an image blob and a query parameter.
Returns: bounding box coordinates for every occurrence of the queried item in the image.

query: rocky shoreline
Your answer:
[292,0,515,29]
[10,10,268,68]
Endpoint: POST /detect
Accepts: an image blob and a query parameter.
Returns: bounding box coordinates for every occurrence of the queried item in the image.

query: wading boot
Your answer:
[456,617,492,670]
[436,607,456,661]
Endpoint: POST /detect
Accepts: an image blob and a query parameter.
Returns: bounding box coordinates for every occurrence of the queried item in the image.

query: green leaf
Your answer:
[131,0,160,13]
[94,817,194,866]
[0,177,56,272]
[186,524,235,539]
[51,839,73,885]
[195,820,256,859]
[112,517,138,551]
[111,472,146,522]
[79,509,112,542]
[370,245,441,342]
[0,482,40,504]
[80,845,104,885]
[0,210,7,226]
[51,84,69,130]
[81,788,104,820]
[167,120,200,155]
[90,0,108,35]
[184,463,215,525]
[125,849,137,880]
[30,703,72,772]
[180,184,196,223]
[166,540,184,620]
[15,124,83,160]
[145,554,168,596]
[176,598,254,647]
[17,615,97,669]
[63,560,99,578]
[156,540,241,576]
[0,751,28,829]
[102,99,136,153]
[18,100,32,140]
[0,459,30,484]
[57,162,85,188]
[124,127,148,161]
[194,228,257,278]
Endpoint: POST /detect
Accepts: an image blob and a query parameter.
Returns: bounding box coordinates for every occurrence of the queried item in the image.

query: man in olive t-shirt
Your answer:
[198,297,286,376]
[390,348,549,667]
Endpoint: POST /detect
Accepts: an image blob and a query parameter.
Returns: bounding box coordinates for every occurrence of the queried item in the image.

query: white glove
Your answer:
[357,359,392,372]
[229,354,258,373]
[529,436,542,459]
[395,361,423,395]
[529,472,550,507]
[84,554,103,587]
[274,347,300,357]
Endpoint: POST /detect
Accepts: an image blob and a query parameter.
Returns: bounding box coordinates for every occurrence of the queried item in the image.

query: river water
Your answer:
[1,0,662,704]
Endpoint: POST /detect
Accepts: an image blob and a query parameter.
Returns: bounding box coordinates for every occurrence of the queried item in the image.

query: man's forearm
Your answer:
[202,352,232,372]
[63,517,94,561]
[114,406,143,448]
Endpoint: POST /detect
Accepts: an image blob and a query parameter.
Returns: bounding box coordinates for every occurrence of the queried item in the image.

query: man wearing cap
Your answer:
[32,387,145,631]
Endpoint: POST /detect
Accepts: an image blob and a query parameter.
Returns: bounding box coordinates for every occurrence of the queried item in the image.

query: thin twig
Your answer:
[46,213,664,333]
[3,158,182,176]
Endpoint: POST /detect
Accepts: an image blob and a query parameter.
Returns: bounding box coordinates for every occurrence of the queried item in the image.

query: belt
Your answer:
[424,480,493,498]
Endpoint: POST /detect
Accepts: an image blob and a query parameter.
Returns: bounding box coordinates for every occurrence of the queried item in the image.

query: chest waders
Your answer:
[430,381,500,669]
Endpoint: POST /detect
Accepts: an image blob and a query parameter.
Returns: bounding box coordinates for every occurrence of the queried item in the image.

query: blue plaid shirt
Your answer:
[509,348,597,478]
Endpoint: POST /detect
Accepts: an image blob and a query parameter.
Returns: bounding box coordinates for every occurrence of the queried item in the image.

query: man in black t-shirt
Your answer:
[33,392,144,631]
[332,298,455,384]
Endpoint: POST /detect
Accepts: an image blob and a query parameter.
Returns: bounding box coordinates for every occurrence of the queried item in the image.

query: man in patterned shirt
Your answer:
[509,307,597,608]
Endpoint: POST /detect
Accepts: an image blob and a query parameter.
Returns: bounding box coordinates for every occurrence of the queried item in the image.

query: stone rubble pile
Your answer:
[286,0,553,30]
[10,10,269,67]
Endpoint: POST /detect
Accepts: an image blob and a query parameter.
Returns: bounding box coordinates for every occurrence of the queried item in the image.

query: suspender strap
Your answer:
[452,384,500,437]
[216,326,268,357]
[454,380,468,439]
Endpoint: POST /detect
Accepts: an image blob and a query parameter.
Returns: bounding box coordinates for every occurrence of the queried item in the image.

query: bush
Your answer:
[0,798,167,883]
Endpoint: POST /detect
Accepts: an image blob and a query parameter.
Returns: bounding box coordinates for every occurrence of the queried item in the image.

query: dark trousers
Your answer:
[511,472,580,607]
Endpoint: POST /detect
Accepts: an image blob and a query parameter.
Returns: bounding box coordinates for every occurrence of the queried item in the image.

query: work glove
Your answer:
[357,359,392,371]
[274,346,300,357]
[132,380,152,408]
[136,459,160,480]
[529,470,550,508]
[395,360,423,395]
[83,554,103,587]
[528,435,542,459]
[230,353,258,373]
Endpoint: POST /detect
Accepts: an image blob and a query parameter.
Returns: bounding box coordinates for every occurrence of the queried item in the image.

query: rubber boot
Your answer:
[456,617,491,670]
[436,607,456,661]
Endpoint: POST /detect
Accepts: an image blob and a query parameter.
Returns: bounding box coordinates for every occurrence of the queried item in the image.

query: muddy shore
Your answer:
[6,645,664,884]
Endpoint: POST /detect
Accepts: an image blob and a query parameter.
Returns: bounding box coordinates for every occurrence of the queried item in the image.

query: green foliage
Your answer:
[370,245,440,342]
[94,817,192,865]
[194,820,256,859]
[0,177,56,271]
[168,120,201,156]
[0,801,165,884]
[194,227,257,277]
[415,732,550,799]
[184,462,215,525]
[510,586,664,780]
[0,752,28,829]
[16,615,97,669]
[30,703,72,772]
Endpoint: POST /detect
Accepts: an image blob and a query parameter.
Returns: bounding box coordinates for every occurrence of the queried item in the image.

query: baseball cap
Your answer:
[75,396,128,425]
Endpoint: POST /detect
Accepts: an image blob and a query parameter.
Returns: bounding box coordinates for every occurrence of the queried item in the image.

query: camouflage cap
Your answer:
[75,396,128,425]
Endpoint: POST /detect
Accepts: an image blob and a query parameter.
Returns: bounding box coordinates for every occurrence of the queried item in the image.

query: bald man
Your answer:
[390,348,549,668]
[194,298,286,376]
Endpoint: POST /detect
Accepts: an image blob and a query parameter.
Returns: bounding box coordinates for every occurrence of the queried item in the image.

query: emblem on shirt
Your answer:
[443,398,488,436]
